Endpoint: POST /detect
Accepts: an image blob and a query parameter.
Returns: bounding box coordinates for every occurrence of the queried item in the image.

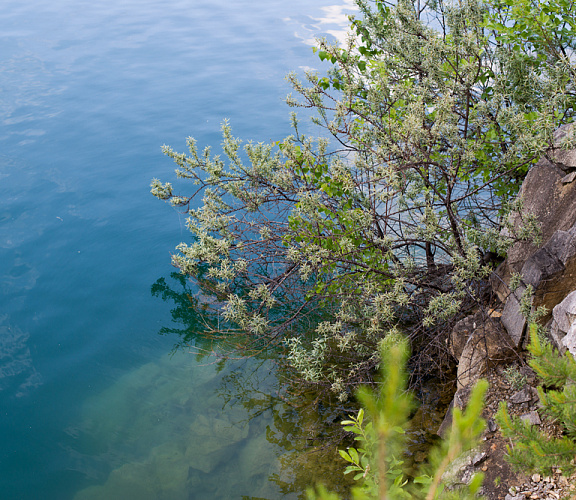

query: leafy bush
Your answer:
[152,0,576,394]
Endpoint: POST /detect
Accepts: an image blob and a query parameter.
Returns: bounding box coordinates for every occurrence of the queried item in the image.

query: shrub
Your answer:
[152,0,576,394]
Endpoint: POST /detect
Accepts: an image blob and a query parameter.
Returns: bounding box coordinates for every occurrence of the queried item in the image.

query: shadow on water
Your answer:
[69,272,355,500]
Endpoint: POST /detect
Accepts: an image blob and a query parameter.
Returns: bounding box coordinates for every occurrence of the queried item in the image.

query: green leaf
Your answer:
[468,472,484,494]
[338,449,352,462]
[344,466,362,475]
[413,475,432,485]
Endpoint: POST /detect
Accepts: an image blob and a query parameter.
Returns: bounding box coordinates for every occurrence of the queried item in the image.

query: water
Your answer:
[0,0,358,498]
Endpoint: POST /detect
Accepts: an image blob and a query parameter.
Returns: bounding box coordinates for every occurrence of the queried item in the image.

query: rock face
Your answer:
[443,124,576,430]
[499,222,576,345]
[439,126,576,498]
[501,124,576,281]
[493,124,576,348]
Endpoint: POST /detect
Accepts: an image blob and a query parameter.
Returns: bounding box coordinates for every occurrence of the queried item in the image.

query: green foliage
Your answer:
[307,337,488,499]
[152,0,576,394]
[496,327,576,474]
[502,364,527,391]
[486,0,576,106]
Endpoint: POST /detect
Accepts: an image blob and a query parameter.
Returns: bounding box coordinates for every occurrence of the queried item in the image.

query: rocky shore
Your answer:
[440,125,576,499]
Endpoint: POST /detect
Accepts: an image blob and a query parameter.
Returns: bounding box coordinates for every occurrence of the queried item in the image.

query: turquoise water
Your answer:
[0,1,357,498]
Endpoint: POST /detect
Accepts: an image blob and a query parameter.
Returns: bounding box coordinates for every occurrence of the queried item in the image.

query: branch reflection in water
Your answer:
[70,272,354,499]
[151,271,356,498]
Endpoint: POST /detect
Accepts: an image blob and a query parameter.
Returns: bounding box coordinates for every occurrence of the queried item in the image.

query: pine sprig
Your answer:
[496,327,576,474]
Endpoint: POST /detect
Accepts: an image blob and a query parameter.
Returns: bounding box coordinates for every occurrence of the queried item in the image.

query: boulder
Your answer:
[551,289,576,332]
[549,291,576,357]
[440,448,485,488]
[500,285,527,346]
[454,315,516,390]
[438,313,516,436]
[520,411,541,425]
[509,388,532,404]
[450,314,480,360]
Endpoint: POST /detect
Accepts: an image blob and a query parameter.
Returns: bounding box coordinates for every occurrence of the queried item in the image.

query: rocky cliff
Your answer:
[442,124,576,499]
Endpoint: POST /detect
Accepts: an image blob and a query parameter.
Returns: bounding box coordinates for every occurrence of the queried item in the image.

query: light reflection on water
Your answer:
[0,0,358,498]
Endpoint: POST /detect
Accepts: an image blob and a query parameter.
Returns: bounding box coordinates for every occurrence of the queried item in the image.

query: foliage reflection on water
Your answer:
[148,272,456,496]
[151,271,356,498]
[69,273,354,499]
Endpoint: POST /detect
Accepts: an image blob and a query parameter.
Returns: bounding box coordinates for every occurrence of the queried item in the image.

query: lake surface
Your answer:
[0,0,357,498]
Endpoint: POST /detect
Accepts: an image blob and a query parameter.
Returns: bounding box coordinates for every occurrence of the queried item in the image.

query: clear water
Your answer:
[0,1,358,498]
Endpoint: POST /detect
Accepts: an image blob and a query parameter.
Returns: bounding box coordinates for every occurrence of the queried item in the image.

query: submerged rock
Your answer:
[185,410,249,473]
[71,353,299,499]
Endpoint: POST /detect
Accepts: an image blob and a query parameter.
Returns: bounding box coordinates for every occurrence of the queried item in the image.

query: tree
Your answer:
[152,0,576,398]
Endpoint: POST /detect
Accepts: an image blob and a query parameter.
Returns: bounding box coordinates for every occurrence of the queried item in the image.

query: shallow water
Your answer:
[0,0,358,498]
[72,351,284,500]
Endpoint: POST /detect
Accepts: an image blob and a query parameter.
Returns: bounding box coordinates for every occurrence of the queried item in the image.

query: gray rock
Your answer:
[550,314,566,350]
[552,290,576,332]
[521,235,567,288]
[501,288,527,347]
[550,290,576,356]
[510,388,532,404]
[520,410,541,425]
[440,449,478,487]
[520,226,576,321]
[487,418,498,432]
[562,322,576,357]
[472,452,487,466]
[561,171,576,184]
